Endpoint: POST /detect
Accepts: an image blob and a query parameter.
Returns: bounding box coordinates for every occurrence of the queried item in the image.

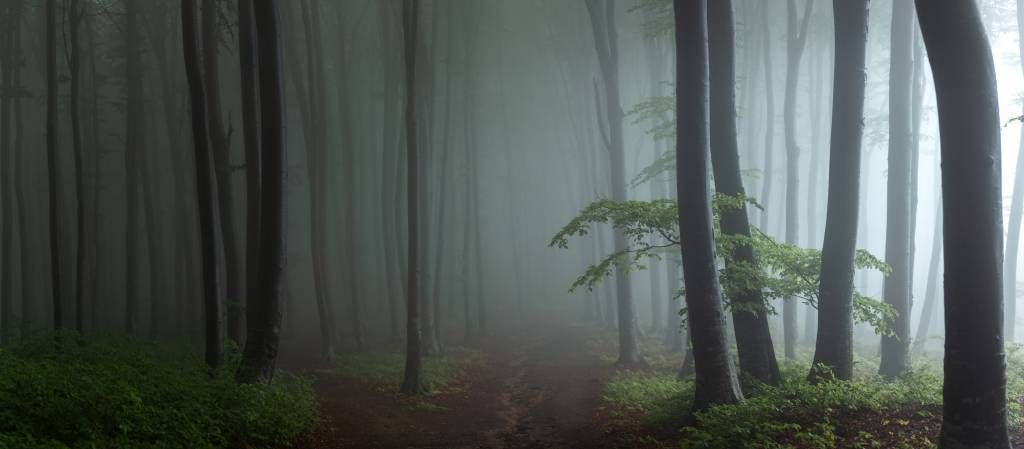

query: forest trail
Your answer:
[297,322,621,449]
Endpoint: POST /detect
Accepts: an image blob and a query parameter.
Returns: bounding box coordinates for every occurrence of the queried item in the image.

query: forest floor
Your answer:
[287,321,632,449]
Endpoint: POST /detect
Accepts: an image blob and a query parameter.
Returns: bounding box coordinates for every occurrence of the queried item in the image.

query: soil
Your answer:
[289,322,625,449]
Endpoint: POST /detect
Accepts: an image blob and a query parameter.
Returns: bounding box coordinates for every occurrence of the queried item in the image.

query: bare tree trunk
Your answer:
[809,0,870,382]
[0,0,15,341]
[1003,0,1024,345]
[68,0,85,333]
[878,0,915,379]
[758,6,775,229]
[915,1,1011,446]
[709,0,781,387]
[46,0,62,330]
[912,193,942,356]
[400,0,425,395]
[238,0,286,385]
[181,0,223,370]
[238,0,261,341]
[675,0,743,411]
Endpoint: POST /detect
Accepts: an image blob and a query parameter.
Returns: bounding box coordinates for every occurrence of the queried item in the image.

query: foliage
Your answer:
[0,333,317,449]
[550,195,896,335]
[333,348,480,393]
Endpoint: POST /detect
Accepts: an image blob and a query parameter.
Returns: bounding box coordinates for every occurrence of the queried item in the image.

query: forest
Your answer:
[0,0,1021,448]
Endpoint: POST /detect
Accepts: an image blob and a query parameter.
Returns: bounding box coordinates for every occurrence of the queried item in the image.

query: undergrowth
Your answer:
[0,333,317,449]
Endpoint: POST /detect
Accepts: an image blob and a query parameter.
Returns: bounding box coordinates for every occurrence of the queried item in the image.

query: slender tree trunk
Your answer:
[915,1,1011,446]
[675,0,743,411]
[238,0,262,340]
[378,1,402,342]
[400,0,425,395]
[124,0,144,336]
[708,0,781,387]
[912,196,942,356]
[203,0,243,344]
[68,0,86,334]
[782,0,813,360]
[181,0,223,370]
[758,7,775,229]
[879,0,915,379]
[1003,0,1024,345]
[0,0,15,342]
[238,0,286,385]
[586,0,643,367]
[46,0,62,330]
[809,0,870,382]
[13,16,27,333]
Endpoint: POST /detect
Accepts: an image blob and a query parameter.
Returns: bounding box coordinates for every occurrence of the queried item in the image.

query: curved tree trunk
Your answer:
[879,0,915,379]
[810,0,870,382]
[915,1,1012,447]
[675,0,743,411]
[708,0,781,387]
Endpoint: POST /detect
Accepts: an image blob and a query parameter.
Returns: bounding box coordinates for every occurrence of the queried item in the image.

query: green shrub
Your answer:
[334,347,479,393]
[0,333,317,449]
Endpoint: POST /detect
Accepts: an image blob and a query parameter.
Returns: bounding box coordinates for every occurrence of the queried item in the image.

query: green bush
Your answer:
[334,347,480,393]
[0,333,317,449]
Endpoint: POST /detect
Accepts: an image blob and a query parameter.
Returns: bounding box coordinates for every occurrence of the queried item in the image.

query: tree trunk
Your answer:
[783,0,813,360]
[1003,0,1024,345]
[238,0,286,385]
[675,0,743,411]
[238,0,262,342]
[708,0,781,387]
[203,0,243,344]
[586,0,643,367]
[879,0,915,379]
[758,6,775,230]
[400,0,425,395]
[915,1,1012,446]
[46,0,62,330]
[0,0,15,342]
[809,0,870,382]
[181,0,223,370]
[912,195,942,356]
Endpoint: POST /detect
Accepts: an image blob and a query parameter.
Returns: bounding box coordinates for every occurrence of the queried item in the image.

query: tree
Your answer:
[782,0,813,360]
[0,0,16,342]
[912,192,942,356]
[46,0,62,330]
[879,0,915,378]
[810,0,870,382]
[181,0,223,370]
[238,0,286,385]
[203,0,243,344]
[585,0,644,367]
[400,0,425,396]
[1004,0,1024,344]
[707,0,781,387]
[915,0,1011,447]
[237,0,261,342]
[68,0,85,333]
[675,0,743,411]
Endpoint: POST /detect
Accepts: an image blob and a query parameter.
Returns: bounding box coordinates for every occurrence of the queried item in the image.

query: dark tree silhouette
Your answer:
[675,0,743,411]
[46,0,62,330]
[238,0,262,336]
[400,0,425,396]
[238,0,287,385]
[181,0,223,370]
[916,0,1012,447]
[810,0,870,381]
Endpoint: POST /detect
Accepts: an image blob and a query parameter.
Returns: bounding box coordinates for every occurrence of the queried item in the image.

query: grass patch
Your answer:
[334,347,481,393]
[0,333,317,449]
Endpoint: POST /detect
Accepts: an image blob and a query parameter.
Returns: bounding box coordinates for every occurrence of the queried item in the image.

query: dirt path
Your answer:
[295,323,619,449]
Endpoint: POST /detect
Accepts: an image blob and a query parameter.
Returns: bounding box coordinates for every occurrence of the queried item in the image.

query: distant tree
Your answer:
[708,0,781,387]
[585,0,644,367]
[912,191,942,356]
[181,0,223,370]
[237,0,261,340]
[879,0,915,379]
[1004,0,1024,344]
[400,0,426,396]
[238,0,287,385]
[675,0,743,410]
[809,0,870,382]
[124,0,144,336]
[46,0,62,330]
[782,0,813,361]
[0,0,16,341]
[915,1,1012,447]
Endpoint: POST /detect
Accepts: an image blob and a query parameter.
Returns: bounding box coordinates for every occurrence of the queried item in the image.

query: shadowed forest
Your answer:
[0,0,1023,448]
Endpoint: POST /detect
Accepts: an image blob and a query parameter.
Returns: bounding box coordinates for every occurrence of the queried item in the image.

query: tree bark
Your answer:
[181,0,223,370]
[915,1,1012,446]
[400,0,425,396]
[0,0,15,341]
[708,0,781,387]
[46,0,62,330]
[586,0,643,367]
[809,0,870,382]
[238,0,286,385]
[912,194,942,356]
[879,0,915,379]
[1004,0,1024,345]
[238,0,261,342]
[675,0,743,411]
